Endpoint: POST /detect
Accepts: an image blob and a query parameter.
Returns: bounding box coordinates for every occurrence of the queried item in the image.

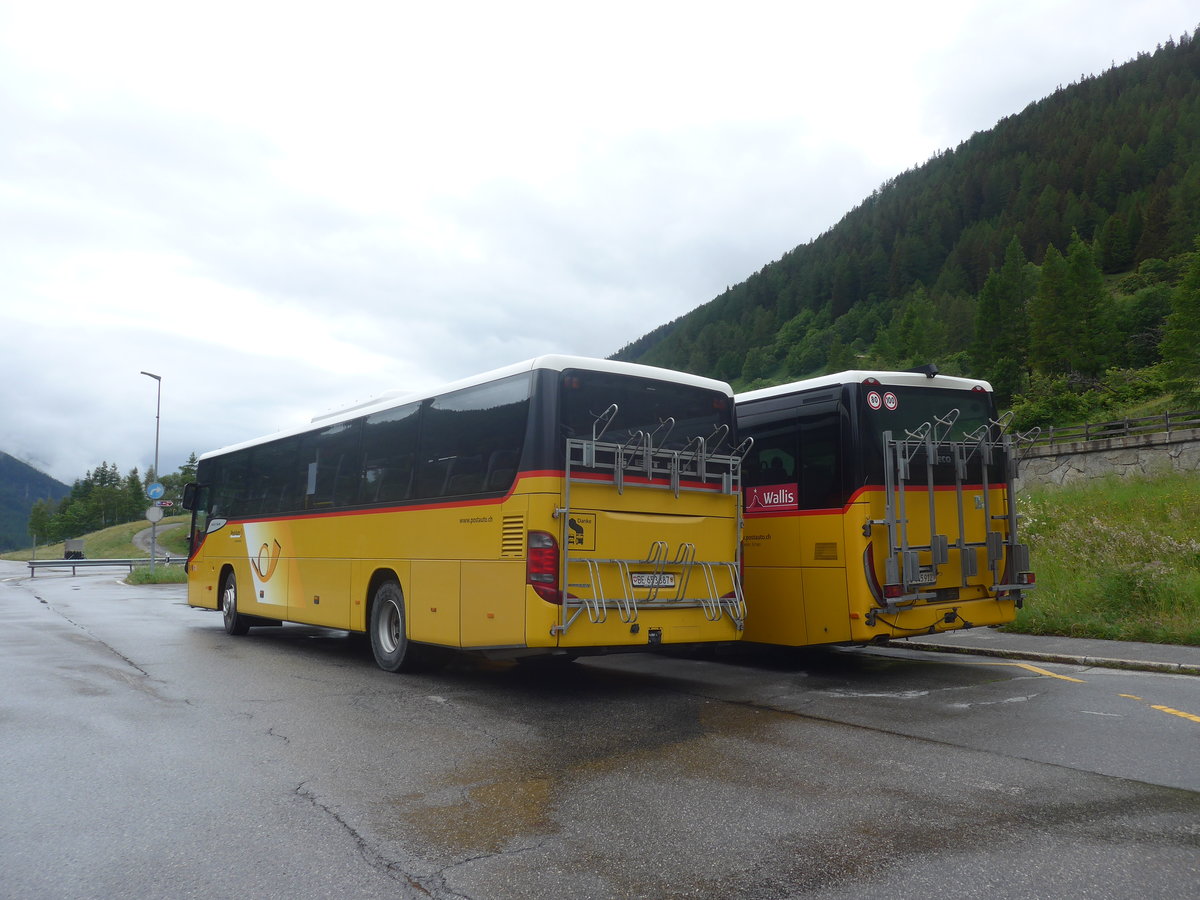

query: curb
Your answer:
[891,639,1200,677]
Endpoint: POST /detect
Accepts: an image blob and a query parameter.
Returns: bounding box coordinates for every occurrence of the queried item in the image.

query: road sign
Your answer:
[145,506,164,523]
[146,482,165,500]
[155,500,174,508]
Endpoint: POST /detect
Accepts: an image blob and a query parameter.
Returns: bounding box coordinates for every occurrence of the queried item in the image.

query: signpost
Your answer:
[141,373,162,576]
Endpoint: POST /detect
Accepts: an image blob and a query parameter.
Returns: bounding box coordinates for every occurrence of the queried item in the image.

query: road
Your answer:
[1,561,1197,899]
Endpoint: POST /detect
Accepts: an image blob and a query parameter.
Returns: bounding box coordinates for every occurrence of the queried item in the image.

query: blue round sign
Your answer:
[146,481,165,500]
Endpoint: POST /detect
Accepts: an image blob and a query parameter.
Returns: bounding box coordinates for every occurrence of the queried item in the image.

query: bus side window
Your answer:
[415,374,531,500]
[360,403,420,504]
[744,424,796,489]
[797,412,841,510]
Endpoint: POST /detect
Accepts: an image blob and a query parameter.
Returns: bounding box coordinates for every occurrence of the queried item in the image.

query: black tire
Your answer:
[369,580,413,672]
[221,570,251,636]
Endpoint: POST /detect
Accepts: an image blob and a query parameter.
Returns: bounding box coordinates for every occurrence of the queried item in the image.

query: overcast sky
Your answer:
[1,1,1194,485]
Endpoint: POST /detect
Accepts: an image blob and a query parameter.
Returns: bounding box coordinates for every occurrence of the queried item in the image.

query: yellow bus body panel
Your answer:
[188,472,743,652]
[742,486,1018,647]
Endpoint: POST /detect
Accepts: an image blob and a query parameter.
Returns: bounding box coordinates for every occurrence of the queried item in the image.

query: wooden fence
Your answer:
[1026,410,1200,448]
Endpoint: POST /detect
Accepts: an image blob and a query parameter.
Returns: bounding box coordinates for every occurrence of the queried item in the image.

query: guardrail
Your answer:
[1027,410,1200,448]
[27,557,181,577]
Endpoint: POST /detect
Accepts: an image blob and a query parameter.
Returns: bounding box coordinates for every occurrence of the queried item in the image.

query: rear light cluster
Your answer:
[526,531,562,604]
[1017,572,1036,585]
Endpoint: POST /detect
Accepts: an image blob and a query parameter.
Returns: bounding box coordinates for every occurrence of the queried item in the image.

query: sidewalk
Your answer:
[890,627,1200,676]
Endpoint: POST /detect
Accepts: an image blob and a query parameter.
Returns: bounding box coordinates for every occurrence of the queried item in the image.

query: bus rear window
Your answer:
[560,370,732,452]
[859,385,1001,485]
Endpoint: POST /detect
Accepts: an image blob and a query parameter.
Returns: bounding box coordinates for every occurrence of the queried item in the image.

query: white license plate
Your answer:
[913,567,938,585]
[631,572,675,589]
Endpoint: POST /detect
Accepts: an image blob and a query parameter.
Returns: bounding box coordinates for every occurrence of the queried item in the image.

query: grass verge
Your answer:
[1,515,191,568]
[126,564,189,584]
[1011,471,1200,645]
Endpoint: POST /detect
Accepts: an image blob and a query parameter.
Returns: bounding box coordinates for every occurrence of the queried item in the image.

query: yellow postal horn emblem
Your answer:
[250,540,282,581]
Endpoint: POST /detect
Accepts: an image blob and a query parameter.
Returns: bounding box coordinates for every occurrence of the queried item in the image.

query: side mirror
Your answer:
[182,483,197,511]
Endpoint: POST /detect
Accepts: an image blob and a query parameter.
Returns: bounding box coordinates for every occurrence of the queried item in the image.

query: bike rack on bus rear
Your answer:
[867,410,1038,622]
[551,404,752,636]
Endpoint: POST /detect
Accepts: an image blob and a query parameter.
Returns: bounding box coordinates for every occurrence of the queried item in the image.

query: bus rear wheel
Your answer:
[221,570,250,636]
[370,580,415,672]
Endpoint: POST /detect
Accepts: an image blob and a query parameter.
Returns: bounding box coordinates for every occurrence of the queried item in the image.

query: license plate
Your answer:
[631,572,675,589]
[912,567,938,585]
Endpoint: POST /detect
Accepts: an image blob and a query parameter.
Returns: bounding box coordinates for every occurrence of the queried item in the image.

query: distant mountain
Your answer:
[0,452,69,551]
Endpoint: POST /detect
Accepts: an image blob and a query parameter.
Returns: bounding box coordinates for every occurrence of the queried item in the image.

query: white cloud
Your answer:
[1,0,1195,482]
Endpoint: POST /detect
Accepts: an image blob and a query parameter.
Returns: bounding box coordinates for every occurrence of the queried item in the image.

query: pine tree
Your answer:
[1063,233,1114,376]
[973,236,1034,389]
[1028,245,1071,375]
[1160,243,1200,403]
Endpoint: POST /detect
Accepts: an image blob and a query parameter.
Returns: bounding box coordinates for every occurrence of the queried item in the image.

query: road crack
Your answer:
[294,781,469,899]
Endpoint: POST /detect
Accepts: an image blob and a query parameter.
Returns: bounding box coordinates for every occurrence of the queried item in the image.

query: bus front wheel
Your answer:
[221,570,250,636]
[370,581,414,672]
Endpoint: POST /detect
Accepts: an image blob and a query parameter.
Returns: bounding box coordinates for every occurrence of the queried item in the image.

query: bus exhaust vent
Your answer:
[501,515,525,558]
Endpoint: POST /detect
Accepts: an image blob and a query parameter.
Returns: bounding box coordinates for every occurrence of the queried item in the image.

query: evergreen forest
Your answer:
[24,456,197,548]
[612,30,1200,425]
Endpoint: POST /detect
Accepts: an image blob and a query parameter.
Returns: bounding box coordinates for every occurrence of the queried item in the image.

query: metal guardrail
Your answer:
[27,557,181,577]
[1027,410,1200,448]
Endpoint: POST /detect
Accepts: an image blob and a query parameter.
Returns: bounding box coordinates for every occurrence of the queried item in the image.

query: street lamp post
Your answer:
[140,371,161,576]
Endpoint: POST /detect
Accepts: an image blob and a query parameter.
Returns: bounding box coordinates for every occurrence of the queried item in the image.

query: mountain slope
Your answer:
[0,452,69,551]
[612,31,1200,393]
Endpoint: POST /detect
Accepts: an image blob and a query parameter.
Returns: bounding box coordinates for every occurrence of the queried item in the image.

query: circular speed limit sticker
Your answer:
[883,391,899,411]
[867,391,883,410]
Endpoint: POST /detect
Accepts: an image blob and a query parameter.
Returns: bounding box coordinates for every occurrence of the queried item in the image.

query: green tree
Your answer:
[973,236,1034,386]
[1160,243,1200,403]
[1097,212,1134,273]
[1028,245,1071,375]
[27,499,58,545]
[1029,235,1110,377]
[1064,233,1115,376]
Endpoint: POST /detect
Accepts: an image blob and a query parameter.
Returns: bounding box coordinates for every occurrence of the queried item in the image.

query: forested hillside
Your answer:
[613,30,1200,424]
[23,456,197,549]
[0,452,68,551]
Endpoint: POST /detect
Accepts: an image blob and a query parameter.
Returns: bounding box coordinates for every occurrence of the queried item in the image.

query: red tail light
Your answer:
[527,531,562,604]
[1017,572,1036,585]
[883,583,904,599]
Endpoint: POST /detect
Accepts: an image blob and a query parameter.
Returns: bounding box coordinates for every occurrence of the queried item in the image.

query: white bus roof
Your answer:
[736,369,993,405]
[200,355,733,461]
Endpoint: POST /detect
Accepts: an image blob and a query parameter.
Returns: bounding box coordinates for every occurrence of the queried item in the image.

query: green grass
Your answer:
[1,515,191,564]
[126,564,189,584]
[1011,472,1200,645]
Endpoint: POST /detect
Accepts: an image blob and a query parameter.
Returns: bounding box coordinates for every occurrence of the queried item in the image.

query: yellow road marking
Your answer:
[1150,705,1200,724]
[971,661,1087,683]
[1119,694,1143,700]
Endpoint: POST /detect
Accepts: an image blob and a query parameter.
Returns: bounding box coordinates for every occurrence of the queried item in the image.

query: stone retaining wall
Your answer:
[1016,427,1200,489]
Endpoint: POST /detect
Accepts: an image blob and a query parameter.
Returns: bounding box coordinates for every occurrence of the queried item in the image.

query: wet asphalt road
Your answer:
[1,562,1197,899]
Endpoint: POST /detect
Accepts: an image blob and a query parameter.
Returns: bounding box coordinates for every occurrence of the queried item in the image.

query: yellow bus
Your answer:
[735,367,1035,647]
[182,356,750,671]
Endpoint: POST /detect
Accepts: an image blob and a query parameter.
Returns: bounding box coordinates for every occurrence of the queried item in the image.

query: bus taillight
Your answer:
[883,583,905,600]
[1017,572,1036,585]
[527,531,562,604]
